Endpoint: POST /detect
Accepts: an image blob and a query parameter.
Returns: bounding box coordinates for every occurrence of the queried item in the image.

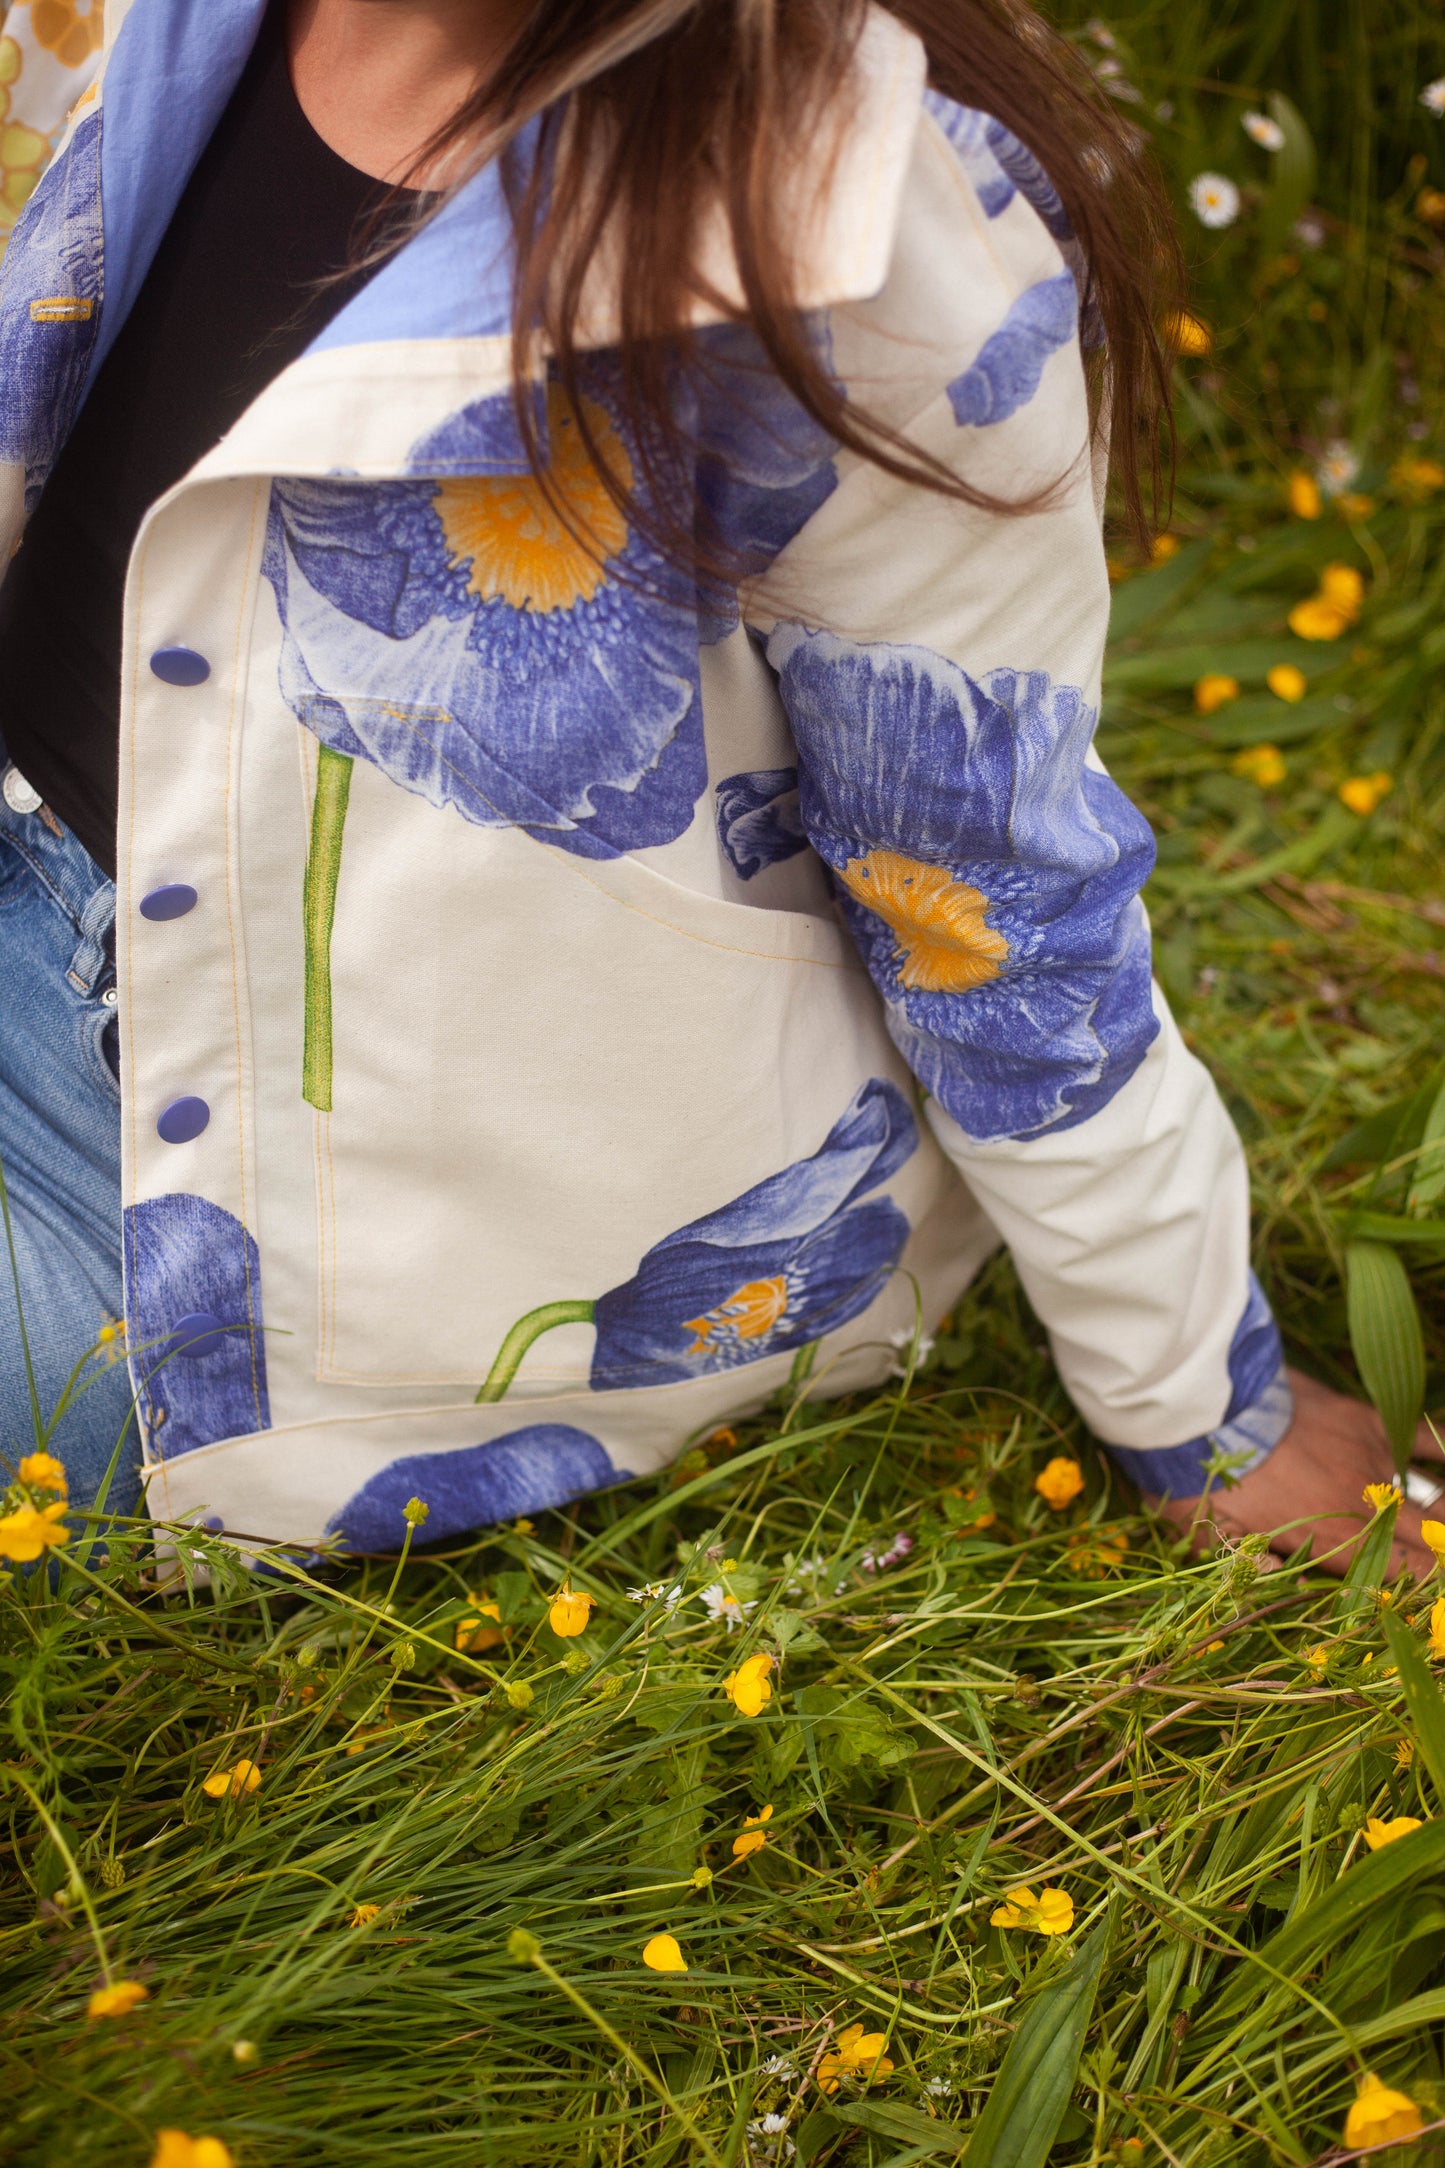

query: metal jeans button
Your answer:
[2,763,43,815]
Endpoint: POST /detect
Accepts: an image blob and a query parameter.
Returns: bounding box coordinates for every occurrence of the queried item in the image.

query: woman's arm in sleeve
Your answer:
[742,87,1291,1495]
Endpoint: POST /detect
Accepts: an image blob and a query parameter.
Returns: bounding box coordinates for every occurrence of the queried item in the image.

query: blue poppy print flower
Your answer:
[948,272,1078,428]
[589,1077,917,1388]
[688,321,838,639]
[924,92,1071,241]
[266,374,705,862]
[715,767,808,879]
[123,1194,271,1456]
[0,107,103,507]
[327,1424,624,1552]
[1107,1275,1290,1500]
[768,624,1158,1142]
[473,1079,918,1401]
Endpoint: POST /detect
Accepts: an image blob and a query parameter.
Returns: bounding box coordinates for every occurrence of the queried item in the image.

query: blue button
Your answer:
[156,1096,210,1144]
[168,1311,226,1360]
[149,646,210,687]
[139,883,198,922]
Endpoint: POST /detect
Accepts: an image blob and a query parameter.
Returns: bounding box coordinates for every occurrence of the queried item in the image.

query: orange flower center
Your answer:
[684,1275,789,1353]
[838,848,1008,993]
[433,385,631,615]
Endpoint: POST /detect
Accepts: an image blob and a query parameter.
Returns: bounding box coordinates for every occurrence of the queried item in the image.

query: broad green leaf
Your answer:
[1346,1240,1427,1471]
[1409,1075,1445,1214]
[831,2100,968,2155]
[1344,1212,1445,1249]
[1382,1612,1445,1804]
[965,1925,1107,2168]
[1260,94,1317,254]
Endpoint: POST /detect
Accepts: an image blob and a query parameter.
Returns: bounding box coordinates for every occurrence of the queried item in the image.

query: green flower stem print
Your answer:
[476,1300,597,1404]
[302,744,353,1112]
[473,1081,918,1402]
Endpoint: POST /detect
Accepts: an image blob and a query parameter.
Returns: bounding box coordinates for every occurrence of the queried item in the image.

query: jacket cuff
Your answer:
[1103,1274,1293,1501]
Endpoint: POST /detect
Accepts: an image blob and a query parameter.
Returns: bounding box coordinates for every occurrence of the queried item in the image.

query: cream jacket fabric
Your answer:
[0,0,1289,1552]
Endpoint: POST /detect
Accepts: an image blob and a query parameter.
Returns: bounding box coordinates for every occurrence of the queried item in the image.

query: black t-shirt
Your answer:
[0,4,414,877]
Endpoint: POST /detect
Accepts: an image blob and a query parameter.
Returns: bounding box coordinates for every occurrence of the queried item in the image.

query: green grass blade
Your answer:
[1381,1612,1445,1805]
[1345,1240,1426,1472]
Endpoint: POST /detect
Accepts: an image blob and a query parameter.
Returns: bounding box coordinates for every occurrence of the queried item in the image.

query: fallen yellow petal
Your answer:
[1344,2072,1422,2150]
[88,1979,149,2019]
[642,1932,688,1974]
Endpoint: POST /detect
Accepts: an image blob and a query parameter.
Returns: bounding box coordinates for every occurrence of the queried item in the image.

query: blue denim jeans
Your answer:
[0,756,140,1519]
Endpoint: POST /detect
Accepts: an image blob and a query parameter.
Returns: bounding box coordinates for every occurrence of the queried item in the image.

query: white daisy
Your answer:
[1242,111,1285,150]
[888,1327,935,1377]
[1294,212,1325,247]
[1188,173,1241,229]
[926,2076,954,2096]
[698,1582,754,1630]
[761,2054,796,2077]
[1316,440,1360,497]
[1420,78,1445,117]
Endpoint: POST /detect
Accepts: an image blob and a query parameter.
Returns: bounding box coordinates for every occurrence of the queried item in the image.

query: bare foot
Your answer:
[1145,1367,1443,1578]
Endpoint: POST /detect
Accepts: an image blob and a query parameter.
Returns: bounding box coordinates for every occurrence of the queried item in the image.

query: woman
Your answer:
[0,0,1434,1566]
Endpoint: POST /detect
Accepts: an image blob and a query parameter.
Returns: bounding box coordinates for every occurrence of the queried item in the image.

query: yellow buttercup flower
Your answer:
[88,1979,148,2019]
[1338,493,1375,521]
[1344,2072,1422,2150]
[1289,596,1350,640]
[1429,1597,1445,1659]
[723,1651,774,1717]
[1320,563,1364,615]
[1339,772,1391,817]
[641,1932,688,1973]
[1304,1643,1329,1677]
[1287,471,1322,520]
[1034,1457,1085,1510]
[1266,664,1307,703]
[1421,1520,1445,1568]
[1363,1815,1423,1851]
[1193,673,1239,715]
[732,1804,774,1859]
[201,1759,262,1800]
[1148,533,1180,565]
[1164,309,1211,356]
[348,1902,381,1928]
[1363,1481,1400,1511]
[455,1598,505,1653]
[151,2134,234,2168]
[817,2022,895,2094]
[1395,1739,1415,1773]
[1231,744,1286,788]
[1391,455,1445,496]
[990,1885,1075,1935]
[548,1585,596,1638]
[0,1499,70,1561]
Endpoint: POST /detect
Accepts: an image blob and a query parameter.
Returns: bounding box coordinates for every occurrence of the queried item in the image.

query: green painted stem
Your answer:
[476,1299,596,1404]
[302,746,354,1112]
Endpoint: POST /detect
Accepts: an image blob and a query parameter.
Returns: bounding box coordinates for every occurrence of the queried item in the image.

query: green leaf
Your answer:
[1346,1240,1426,1471]
[1409,1075,1445,1214]
[965,1925,1107,2168]
[831,2100,969,2155]
[1382,1612,1445,1804]
[1342,1212,1445,1249]
[1259,93,1318,255]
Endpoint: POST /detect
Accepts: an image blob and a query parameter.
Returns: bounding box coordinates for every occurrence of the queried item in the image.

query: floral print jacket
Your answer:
[0,0,1290,1553]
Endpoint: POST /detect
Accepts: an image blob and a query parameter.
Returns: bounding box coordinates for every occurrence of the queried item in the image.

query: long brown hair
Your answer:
[410,0,1181,559]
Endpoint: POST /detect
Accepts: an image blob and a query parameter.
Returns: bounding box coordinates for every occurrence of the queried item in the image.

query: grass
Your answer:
[5,3,1445,2163]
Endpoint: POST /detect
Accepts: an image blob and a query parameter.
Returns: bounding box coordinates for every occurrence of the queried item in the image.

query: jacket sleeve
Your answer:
[742,90,1291,1495]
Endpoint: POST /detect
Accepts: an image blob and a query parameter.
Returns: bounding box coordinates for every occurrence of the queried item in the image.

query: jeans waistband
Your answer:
[0,746,115,994]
